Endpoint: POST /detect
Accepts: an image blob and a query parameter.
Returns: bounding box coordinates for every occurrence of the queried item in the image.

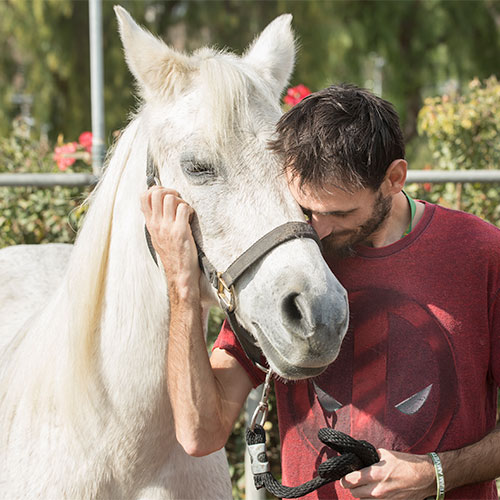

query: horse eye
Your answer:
[181,160,216,183]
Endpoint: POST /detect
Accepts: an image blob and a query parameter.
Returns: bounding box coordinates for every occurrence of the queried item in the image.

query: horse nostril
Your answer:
[282,292,303,325]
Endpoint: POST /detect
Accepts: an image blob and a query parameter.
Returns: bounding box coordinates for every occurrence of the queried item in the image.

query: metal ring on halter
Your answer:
[254,362,269,374]
[249,369,273,431]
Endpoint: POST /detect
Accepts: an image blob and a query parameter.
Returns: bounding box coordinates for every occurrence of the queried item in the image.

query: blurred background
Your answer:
[2,0,500,142]
[3,0,500,247]
[1,1,500,497]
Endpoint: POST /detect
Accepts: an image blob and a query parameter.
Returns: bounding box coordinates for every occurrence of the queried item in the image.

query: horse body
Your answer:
[0,8,348,498]
[0,243,71,348]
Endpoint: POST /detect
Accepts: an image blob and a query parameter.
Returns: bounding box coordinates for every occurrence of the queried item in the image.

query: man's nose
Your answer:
[312,215,335,240]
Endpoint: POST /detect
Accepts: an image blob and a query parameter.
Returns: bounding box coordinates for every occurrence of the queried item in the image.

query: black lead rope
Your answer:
[246,371,380,499]
[246,425,380,499]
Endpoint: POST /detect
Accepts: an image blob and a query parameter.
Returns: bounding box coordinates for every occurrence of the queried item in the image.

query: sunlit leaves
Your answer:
[408,76,500,224]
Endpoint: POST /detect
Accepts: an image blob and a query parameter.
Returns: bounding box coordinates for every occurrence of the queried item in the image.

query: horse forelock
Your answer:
[193,48,275,152]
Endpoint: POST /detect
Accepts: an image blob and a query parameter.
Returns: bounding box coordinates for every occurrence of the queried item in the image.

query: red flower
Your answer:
[78,131,93,153]
[284,84,311,107]
[54,142,78,171]
[423,164,432,192]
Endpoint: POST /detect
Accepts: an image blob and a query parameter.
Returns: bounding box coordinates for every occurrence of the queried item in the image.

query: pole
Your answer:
[0,173,98,187]
[89,0,106,175]
[245,387,266,500]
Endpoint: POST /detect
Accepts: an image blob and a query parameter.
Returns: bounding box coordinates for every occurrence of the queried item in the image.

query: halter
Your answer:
[144,152,321,365]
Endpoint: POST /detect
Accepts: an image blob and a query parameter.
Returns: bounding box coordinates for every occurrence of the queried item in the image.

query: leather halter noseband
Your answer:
[144,153,322,366]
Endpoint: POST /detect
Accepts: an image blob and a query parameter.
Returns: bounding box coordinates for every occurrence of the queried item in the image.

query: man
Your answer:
[141,84,500,499]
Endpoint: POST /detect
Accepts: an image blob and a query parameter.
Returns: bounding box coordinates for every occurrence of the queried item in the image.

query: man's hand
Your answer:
[340,449,436,499]
[140,186,200,299]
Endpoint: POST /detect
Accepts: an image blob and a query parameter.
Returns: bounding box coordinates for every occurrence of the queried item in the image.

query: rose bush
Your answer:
[0,120,92,248]
[284,83,311,107]
[53,132,92,171]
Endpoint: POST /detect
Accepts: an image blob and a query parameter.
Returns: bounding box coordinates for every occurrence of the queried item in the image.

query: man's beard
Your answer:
[321,191,392,259]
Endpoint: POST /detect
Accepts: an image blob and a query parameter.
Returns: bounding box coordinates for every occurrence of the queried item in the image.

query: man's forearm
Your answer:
[167,286,229,456]
[141,187,237,456]
[440,424,500,492]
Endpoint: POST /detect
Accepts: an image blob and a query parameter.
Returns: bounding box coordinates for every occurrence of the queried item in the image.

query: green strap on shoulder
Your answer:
[402,190,416,237]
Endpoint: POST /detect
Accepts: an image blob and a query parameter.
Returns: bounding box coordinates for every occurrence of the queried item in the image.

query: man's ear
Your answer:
[383,159,407,194]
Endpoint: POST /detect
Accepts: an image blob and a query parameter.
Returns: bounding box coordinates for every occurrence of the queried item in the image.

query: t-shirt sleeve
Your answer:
[490,289,500,386]
[212,319,266,388]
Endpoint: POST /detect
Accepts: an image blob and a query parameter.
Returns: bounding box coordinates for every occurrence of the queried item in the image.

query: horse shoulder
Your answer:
[0,243,72,347]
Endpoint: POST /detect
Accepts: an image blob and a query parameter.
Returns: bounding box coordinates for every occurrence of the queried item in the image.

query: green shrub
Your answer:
[0,120,91,248]
[412,76,500,226]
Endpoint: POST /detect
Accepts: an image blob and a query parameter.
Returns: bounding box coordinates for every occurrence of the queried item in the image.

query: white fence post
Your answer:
[89,0,106,175]
[245,387,266,500]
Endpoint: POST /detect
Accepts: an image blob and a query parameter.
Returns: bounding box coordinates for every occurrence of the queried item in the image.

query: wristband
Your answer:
[428,451,445,500]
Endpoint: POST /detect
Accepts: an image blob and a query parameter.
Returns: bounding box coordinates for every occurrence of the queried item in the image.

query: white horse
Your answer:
[0,7,348,499]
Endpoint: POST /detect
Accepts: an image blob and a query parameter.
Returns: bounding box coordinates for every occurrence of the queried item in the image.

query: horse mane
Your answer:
[194,47,278,152]
[0,119,142,432]
[63,50,273,394]
[63,118,142,404]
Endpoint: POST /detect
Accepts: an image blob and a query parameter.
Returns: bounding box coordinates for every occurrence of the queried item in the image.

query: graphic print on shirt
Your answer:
[282,288,459,460]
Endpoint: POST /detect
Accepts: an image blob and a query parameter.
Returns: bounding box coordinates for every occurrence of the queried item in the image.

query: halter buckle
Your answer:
[217,273,235,312]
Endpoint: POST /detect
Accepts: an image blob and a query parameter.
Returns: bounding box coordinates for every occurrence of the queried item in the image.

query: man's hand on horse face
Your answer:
[141,186,201,300]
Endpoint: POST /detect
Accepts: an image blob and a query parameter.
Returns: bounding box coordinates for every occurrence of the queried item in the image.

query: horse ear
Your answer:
[243,14,296,99]
[114,5,193,99]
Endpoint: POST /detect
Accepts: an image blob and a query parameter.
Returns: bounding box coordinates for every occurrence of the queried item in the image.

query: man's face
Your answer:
[287,175,392,258]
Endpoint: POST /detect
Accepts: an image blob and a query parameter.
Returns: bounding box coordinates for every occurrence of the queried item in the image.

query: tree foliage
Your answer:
[2,0,500,147]
[419,76,500,172]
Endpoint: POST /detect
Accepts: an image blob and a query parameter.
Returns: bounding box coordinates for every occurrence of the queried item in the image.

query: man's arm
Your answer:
[141,186,252,456]
[340,424,500,499]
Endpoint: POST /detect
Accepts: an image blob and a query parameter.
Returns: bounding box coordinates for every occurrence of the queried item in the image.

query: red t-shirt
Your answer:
[214,202,500,499]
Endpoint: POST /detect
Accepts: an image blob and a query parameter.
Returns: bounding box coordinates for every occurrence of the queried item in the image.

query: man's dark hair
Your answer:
[269,83,405,192]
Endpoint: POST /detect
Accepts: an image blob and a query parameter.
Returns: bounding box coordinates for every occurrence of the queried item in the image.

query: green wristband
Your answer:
[428,452,445,500]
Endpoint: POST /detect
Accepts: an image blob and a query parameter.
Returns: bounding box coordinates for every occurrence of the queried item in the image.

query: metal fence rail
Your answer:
[0,173,98,187]
[2,170,500,187]
[406,169,500,183]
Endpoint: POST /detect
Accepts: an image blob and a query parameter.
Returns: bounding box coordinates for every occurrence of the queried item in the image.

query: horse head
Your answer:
[115,7,349,381]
